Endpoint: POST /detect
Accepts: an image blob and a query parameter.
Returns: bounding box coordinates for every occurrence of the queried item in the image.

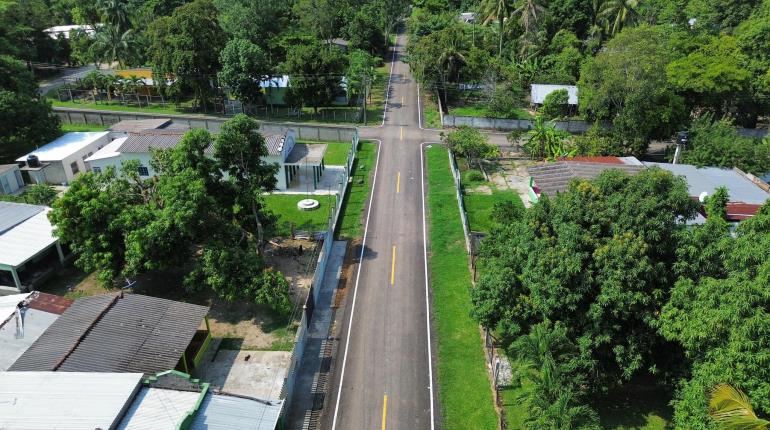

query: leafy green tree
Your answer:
[442,126,499,168]
[213,114,278,253]
[677,114,770,176]
[659,204,770,429]
[667,36,751,120]
[282,41,346,114]
[218,38,270,106]
[346,50,380,107]
[473,168,698,387]
[579,25,686,156]
[24,183,57,205]
[147,0,226,109]
[540,89,569,120]
[0,56,60,163]
[345,4,386,55]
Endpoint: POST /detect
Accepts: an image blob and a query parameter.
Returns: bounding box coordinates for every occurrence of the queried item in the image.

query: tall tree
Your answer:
[599,0,639,36]
[479,0,514,57]
[282,41,345,114]
[147,0,226,109]
[218,38,271,107]
[213,114,278,253]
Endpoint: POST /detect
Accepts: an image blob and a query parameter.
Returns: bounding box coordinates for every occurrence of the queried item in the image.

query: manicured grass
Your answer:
[297,140,353,166]
[264,194,337,237]
[425,145,498,430]
[449,105,533,120]
[337,141,377,239]
[463,189,524,233]
[61,123,108,132]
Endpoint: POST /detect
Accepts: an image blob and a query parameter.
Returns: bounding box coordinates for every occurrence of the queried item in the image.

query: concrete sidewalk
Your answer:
[286,240,347,429]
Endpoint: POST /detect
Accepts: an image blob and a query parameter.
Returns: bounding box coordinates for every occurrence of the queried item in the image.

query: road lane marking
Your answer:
[401,96,404,106]
[400,126,403,141]
[390,246,397,286]
[421,142,438,429]
[379,35,398,128]
[381,394,388,430]
[396,172,400,193]
[331,140,382,430]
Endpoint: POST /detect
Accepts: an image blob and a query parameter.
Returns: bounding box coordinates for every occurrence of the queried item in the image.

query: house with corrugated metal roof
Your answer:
[8,292,212,376]
[0,370,283,430]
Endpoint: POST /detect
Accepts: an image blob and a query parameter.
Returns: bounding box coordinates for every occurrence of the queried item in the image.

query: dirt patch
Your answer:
[263,237,318,305]
[332,239,360,308]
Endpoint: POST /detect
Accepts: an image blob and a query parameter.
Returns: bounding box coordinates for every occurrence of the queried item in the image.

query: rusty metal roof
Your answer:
[8,293,209,375]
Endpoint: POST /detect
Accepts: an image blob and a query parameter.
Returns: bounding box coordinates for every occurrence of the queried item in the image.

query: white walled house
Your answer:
[85,129,320,191]
[16,132,110,185]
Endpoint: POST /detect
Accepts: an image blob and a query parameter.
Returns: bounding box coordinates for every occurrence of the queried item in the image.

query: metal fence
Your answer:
[279,134,356,419]
[54,107,360,142]
[448,151,471,254]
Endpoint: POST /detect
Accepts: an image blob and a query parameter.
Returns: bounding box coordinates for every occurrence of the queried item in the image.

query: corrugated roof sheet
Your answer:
[27,292,73,315]
[189,394,283,430]
[0,293,30,327]
[0,206,57,268]
[0,371,143,430]
[0,307,60,370]
[109,118,172,133]
[0,201,44,234]
[118,130,188,153]
[9,293,209,375]
[644,162,770,205]
[264,133,288,156]
[118,387,202,430]
[9,294,116,371]
[528,161,644,196]
[0,163,19,175]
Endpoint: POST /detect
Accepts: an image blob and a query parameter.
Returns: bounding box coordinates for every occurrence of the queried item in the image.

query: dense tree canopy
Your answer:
[49,115,291,313]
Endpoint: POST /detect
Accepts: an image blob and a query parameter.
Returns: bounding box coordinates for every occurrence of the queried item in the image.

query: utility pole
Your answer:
[673,130,689,164]
[361,73,368,125]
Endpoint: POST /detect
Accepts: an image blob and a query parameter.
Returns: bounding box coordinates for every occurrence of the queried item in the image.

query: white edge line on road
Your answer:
[331,138,383,430]
[421,141,439,430]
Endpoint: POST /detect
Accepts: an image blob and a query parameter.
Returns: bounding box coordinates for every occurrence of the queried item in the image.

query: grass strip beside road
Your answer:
[425,145,498,430]
[337,140,377,239]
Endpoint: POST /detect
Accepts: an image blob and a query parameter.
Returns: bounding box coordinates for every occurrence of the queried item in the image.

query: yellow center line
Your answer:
[396,171,400,193]
[381,394,388,430]
[400,126,403,141]
[401,96,404,105]
[390,246,396,286]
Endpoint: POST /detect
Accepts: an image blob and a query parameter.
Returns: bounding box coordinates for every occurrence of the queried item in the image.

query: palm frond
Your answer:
[709,384,770,430]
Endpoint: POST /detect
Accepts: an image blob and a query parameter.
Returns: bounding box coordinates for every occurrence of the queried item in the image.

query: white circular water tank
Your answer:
[297,199,320,211]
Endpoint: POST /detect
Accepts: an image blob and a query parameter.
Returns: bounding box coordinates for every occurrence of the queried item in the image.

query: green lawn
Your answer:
[421,91,442,128]
[449,105,533,120]
[297,140,353,166]
[463,189,524,233]
[264,194,337,237]
[425,145,498,430]
[61,123,108,132]
[52,99,187,115]
[337,140,377,239]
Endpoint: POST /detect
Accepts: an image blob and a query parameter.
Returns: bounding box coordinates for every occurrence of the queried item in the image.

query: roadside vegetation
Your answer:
[337,140,377,239]
[425,145,498,430]
[408,0,770,176]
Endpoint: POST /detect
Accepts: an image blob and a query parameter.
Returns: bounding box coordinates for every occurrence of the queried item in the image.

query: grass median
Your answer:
[425,145,498,430]
[337,140,377,239]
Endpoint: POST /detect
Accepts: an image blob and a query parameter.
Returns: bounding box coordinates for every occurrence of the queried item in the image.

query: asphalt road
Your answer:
[323,32,440,430]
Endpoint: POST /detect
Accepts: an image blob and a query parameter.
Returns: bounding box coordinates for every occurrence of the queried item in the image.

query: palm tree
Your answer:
[513,0,547,39]
[479,0,514,58]
[709,384,770,429]
[92,25,134,68]
[96,0,130,33]
[599,0,639,36]
[104,74,121,102]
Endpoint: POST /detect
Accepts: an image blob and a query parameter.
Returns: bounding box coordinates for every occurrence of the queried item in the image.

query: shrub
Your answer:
[540,88,569,120]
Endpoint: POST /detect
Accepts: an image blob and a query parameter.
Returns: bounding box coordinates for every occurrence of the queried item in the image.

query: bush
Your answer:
[540,88,569,120]
[463,169,485,184]
[487,85,525,118]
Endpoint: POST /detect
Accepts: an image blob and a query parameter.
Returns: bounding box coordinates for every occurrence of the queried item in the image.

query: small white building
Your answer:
[43,24,100,39]
[0,164,24,195]
[16,132,111,185]
[530,84,579,106]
